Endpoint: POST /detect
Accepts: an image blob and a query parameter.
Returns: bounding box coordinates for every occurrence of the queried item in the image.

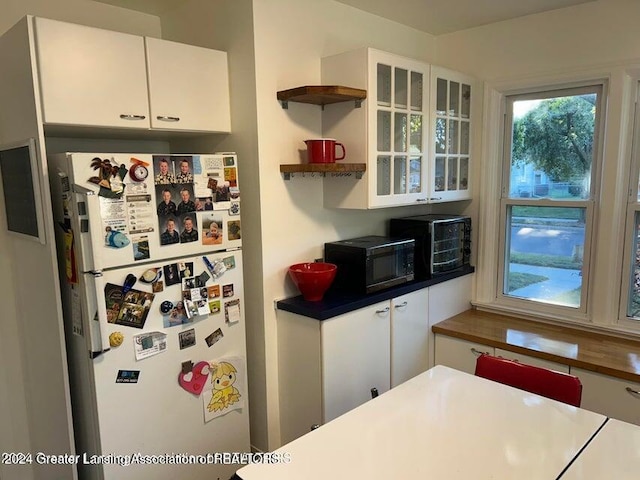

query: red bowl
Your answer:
[288,262,337,302]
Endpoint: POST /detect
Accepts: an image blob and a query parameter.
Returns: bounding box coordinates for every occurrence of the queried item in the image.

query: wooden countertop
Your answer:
[432,309,640,383]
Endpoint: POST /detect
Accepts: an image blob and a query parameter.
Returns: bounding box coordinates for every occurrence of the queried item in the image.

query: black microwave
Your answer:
[324,236,415,294]
[389,214,471,280]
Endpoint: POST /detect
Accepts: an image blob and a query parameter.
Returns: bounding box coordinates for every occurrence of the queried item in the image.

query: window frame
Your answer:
[495,85,604,318]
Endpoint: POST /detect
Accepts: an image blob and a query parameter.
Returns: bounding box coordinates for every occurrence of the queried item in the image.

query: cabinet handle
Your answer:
[416,198,428,203]
[375,307,390,315]
[470,347,489,356]
[156,115,181,122]
[625,387,640,397]
[429,197,442,201]
[119,114,146,120]
[310,424,321,431]
[394,301,408,309]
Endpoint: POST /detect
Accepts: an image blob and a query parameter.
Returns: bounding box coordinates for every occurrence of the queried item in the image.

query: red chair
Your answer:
[475,353,583,407]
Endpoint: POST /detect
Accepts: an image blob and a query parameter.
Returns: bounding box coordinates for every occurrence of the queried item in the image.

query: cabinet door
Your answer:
[430,66,474,202]
[368,50,429,208]
[321,301,391,422]
[391,290,429,387]
[572,368,640,425]
[34,17,150,128]
[434,334,493,375]
[146,38,231,132]
[427,275,472,368]
[495,348,569,373]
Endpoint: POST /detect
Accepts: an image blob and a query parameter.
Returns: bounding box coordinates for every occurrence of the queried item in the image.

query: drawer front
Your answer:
[572,367,640,425]
[495,348,569,373]
[434,335,493,375]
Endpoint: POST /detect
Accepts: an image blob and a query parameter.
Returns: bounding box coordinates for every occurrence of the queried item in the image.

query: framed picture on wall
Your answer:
[0,138,46,244]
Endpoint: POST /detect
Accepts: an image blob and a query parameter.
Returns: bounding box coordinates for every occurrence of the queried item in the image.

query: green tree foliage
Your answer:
[512,95,596,182]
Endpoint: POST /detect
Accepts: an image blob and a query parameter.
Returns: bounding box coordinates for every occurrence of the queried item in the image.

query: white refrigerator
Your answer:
[48,152,249,480]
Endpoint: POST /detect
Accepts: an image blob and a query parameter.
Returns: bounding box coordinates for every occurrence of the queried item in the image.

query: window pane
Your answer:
[435,118,446,154]
[377,156,391,195]
[377,110,391,151]
[449,81,459,116]
[509,93,595,199]
[409,157,422,193]
[394,68,408,109]
[410,72,423,110]
[435,157,445,192]
[447,157,457,190]
[436,78,447,115]
[505,206,585,308]
[410,114,423,153]
[394,156,407,194]
[627,212,640,318]
[377,64,391,106]
[394,113,407,152]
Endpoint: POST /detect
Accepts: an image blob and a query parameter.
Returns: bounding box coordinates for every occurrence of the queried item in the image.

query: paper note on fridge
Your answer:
[133,332,167,361]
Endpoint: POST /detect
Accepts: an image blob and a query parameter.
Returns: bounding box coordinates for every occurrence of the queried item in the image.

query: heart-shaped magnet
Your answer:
[178,361,210,395]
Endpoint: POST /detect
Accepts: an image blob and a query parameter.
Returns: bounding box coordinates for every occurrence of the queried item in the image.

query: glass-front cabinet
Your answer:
[321,48,473,209]
[321,48,429,209]
[430,66,474,202]
[371,52,429,207]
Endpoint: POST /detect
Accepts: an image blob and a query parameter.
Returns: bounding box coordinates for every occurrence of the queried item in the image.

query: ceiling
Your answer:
[93,0,597,35]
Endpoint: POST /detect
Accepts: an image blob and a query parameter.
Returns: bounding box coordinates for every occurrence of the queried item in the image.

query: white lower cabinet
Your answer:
[322,301,391,422]
[434,335,493,374]
[391,290,429,387]
[277,288,430,444]
[495,348,569,373]
[572,367,640,425]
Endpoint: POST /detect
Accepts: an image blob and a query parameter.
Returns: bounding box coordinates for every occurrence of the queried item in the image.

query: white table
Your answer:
[236,365,607,479]
[560,417,640,479]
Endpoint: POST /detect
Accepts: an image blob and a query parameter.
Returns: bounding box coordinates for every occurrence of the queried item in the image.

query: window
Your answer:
[498,85,603,315]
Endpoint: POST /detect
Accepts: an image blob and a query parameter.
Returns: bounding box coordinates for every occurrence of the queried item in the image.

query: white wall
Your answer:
[0,3,160,480]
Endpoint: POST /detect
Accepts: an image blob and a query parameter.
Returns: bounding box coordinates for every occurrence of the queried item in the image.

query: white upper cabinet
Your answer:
[33,17,231,133]
[322,48,430,209]
[145,37,230,132]
[429,66,474,202]
[34,17,150,129]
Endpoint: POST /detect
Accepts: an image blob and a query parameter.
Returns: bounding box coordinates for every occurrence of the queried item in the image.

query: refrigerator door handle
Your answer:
[73,185,105,271]
[91,270,111,354]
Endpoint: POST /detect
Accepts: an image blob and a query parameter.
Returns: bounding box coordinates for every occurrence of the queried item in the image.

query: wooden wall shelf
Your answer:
[280,163,366,180]
[277,86,366,109]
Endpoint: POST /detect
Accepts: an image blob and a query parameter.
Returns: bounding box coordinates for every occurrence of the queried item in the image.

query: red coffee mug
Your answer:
[304,139,346,164]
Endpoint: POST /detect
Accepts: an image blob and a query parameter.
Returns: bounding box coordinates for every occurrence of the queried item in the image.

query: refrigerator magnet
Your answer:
[133,332,167,361]
[205,328,223,347]
[222,284,234,298]
[208,300,221,315]
[178,329,196,350]
[227,220,241,240]
[178,360,209,395]
[224,299,241,325]
[115,370,140,384]
[207,284,220,298]
[229,201,240,216]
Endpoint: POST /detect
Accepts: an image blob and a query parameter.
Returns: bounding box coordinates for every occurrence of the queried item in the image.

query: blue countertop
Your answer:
[277,266,475,320]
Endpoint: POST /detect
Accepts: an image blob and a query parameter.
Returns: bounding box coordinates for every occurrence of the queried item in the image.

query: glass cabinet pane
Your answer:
[435,118,447,154]
[410,72,423,110]
[461,84,471,119]
[460,158,469,190]
[377,156,391,195]
[394,113,407,152]
[436,78,447,115]
[409,157,422,193]
[460,121,470,154]
[448,157,458,190]
[394,156,407,194]
[410,114,423,153]
[448,120,459,154]
[435,157,445,192]
[394,68,408,109]
[449,81,459,116]
[377,110,391,151]
[377,64,391,106]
